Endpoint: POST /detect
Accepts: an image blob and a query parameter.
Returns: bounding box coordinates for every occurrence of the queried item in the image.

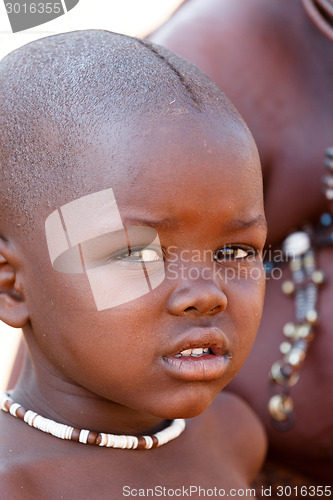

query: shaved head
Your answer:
[0,30,249,239]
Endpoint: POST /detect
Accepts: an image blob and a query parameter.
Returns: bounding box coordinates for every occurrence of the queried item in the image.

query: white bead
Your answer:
[50,421,58,436]
[79,429,90,444]
[65,426,74,440]
[155,432,167,446]
[119,436,128,449]
[39,417,49,432]
[60,425,68,440]
[125,436,135,449]
[9,403,20,417]
[144,436,153,449]
[56,424,65,439]
[44,419,53,433]
[106,434,115,448]
[32,415,43,429]
[24,410,38,426]
[154,419,186,446]
[283,231,310,257]
[113,435,122,449]
[54,423,64,439]
[51,422,59,437]
[131,436,139,449]
[0,393,13,412]
[98,433,107,447]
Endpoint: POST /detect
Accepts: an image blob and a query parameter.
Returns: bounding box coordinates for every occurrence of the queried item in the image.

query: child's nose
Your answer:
[167,280,227,317]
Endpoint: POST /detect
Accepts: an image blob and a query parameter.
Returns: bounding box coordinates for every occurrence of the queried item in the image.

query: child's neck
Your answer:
[12,355,167,436]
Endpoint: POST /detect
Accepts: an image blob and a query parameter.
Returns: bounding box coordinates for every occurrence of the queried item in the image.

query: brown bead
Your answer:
[95,434,102,446]
[136,436,147,450]
[71,428,81,442]
[16,406,27,420]
[4,400,12,412]
[87,431,98,445]
[151,436,159,448]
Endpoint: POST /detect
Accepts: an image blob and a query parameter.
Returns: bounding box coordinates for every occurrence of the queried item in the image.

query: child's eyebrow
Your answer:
[123,217,183,229]
[123,215,267,232]
[225,215,267,233]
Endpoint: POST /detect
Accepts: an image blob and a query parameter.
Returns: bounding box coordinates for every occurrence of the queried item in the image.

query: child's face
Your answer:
[22,111,266,420]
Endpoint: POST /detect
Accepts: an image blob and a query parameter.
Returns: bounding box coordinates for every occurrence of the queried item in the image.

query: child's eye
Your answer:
[114,246,163,263]
[214,246,257,261]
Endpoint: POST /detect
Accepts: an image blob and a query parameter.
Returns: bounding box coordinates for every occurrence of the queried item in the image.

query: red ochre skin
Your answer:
[0,110,267,497]
[150,0,333,483]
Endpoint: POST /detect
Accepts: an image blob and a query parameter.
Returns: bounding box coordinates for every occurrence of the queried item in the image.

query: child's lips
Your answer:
[162,327,231,382]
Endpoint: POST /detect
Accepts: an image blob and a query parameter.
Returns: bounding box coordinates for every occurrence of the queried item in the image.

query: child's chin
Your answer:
[152,395,216,420]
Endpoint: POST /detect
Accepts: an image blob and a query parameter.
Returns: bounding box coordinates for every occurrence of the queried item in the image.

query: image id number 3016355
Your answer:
[5,2,62,14]
[274,485,331,497]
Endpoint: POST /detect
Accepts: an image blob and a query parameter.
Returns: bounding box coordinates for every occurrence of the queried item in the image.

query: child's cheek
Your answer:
[225,263,266,352]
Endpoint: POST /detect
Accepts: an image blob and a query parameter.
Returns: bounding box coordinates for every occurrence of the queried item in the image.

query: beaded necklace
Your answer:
[0,393,186,449]
[268,148,333,430]
[274,0,333,430]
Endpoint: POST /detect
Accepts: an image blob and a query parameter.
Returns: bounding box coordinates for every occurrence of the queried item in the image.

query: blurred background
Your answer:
[0,0,184,391]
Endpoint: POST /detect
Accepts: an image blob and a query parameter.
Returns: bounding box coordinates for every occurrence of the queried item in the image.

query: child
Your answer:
[0,31,267,498]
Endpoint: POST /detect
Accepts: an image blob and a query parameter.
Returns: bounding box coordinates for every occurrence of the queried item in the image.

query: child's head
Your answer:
[0,31,266,421]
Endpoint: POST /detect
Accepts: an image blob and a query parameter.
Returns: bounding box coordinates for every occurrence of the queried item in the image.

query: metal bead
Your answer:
[297,323,313,339]
[289,258,302,272]
[270,361,299,387]
[282,280,295,295]
[286,347,306,367]
[268,394,294,421]
[280,342,292,355]
[311,270,325,285]
[283,322,296,338]
[325,189,333,200]
[305,310,318,326]
[283,231,310,258]
[303,254,315,267]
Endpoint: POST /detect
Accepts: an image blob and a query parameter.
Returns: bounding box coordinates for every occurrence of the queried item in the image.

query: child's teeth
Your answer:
[180,349,193,356]
[177,347,210,357]
[192,348,204,355]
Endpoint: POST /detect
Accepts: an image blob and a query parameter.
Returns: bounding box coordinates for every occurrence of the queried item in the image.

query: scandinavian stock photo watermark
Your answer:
[45,188,289,312]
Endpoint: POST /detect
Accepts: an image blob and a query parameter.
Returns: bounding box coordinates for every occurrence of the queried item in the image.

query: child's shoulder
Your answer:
[198,391,267,482]
[0,410,69,498]
[0,411,31,497]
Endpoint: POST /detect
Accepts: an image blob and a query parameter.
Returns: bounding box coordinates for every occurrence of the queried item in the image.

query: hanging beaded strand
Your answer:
[0,393,186,450]
[268,147,333,430]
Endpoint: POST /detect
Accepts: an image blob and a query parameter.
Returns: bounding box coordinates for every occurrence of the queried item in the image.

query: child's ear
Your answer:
[0,237,29,328]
